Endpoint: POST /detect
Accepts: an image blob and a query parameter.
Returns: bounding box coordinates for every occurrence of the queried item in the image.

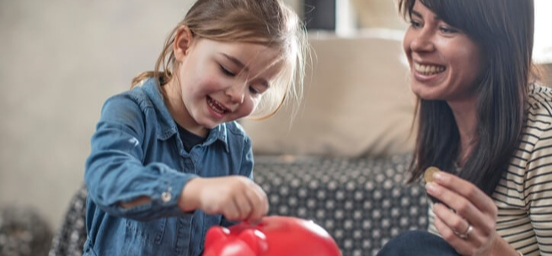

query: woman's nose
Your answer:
[410,29,435,52]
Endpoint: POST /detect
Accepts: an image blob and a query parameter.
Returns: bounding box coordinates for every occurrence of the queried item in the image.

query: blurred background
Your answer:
[1,0,551,237]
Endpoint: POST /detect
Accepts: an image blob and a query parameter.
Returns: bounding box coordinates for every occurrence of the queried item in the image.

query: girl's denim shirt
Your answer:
[83,78,253,256]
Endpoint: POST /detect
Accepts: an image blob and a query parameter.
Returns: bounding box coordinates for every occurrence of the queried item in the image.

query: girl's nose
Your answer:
[224,84,245,104]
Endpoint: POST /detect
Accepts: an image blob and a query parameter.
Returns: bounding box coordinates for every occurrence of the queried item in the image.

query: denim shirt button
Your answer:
[161,191,172,203]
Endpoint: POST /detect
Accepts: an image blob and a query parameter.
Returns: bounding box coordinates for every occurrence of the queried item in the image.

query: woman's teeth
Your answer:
[414,63,445,75]
[208,98,228,114]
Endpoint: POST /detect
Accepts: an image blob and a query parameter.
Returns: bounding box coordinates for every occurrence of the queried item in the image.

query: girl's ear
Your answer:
[174,25,193,61]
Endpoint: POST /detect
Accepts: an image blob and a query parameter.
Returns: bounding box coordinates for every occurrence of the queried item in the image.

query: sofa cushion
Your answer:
[254,154,428,255]
[241,31,416,157]
[0,206,53,256]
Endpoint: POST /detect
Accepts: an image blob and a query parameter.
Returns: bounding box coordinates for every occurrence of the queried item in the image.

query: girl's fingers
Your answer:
[234,193,252,221]
[246,184,269,223]
[223,200,241,221]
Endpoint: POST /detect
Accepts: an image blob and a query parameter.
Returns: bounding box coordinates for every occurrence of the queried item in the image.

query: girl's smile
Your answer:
[206,95,230,118]
[164,27,283,136]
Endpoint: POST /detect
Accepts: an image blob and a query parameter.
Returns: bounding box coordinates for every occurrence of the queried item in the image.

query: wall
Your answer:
[0,0,196,230]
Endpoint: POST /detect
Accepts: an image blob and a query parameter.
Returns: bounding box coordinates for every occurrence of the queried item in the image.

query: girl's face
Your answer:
[403,0,484,102]
[170,28,283,135]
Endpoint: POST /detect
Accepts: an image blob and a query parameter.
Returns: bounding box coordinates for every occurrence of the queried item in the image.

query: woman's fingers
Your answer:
[426,171,499,256]
[432,202,471,238]
[428,171,497,227]
[426,181,479,224]
[433,210,477,255]
[435,172,495,212]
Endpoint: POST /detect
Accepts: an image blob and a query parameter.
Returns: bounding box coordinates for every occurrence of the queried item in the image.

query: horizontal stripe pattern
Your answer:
[428,85,552,255]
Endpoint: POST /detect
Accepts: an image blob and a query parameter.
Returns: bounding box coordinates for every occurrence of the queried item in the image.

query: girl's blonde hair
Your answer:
[132,0,309,119]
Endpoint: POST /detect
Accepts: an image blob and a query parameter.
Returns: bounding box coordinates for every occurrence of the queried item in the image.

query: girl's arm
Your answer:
[85,95,196,221]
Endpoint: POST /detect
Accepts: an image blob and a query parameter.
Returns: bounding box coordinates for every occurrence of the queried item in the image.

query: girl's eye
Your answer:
[249,86,260,95]
[249,84,268,96]
[220,65,235,77]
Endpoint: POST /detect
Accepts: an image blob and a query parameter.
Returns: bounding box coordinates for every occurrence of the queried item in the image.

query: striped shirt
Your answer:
[429,84,552,256]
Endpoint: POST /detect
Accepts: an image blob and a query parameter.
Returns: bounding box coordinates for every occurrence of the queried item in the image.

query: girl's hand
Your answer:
[179,176,269,223]
[425,171,498,256]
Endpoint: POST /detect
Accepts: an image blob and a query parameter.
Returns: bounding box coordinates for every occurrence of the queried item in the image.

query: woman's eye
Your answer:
[220,65,235,76]
[439,26,458,34]
[410,20,422,28]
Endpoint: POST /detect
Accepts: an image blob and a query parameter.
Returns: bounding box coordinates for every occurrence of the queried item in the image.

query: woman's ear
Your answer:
[174,25,193,61]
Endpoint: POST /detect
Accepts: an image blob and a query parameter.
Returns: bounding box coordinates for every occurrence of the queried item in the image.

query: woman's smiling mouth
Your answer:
[414,63,446,75]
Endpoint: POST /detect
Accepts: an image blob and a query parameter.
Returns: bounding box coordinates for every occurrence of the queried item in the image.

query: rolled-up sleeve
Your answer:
[85,95,196,221]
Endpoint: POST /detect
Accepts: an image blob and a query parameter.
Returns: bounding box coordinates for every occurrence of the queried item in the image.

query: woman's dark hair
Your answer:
[398,0,535,196]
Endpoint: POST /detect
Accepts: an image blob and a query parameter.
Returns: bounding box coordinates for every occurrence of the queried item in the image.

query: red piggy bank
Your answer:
[203,216,342,256]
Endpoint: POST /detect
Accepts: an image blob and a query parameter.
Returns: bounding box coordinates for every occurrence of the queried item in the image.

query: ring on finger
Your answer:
[454,224,473,239]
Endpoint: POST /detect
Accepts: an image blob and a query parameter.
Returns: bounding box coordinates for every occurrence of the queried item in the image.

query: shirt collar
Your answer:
[141,78,230,152]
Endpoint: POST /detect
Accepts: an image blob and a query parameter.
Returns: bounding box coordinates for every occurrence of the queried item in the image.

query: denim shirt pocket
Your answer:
[122,218,167,254]
[83,237,98,256]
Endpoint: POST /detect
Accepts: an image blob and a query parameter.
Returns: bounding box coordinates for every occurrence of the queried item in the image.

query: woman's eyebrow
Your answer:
[411,10,423,19]
[411,9,442,23]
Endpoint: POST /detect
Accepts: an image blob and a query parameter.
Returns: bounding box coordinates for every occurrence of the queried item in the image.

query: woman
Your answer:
[377,0,552,255]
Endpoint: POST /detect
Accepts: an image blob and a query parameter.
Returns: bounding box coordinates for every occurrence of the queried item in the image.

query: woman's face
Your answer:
[403,0,484,102]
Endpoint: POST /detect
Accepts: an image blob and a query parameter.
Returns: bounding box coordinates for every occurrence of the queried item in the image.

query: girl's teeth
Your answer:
[414,63,445,75]
[208,98,227,114]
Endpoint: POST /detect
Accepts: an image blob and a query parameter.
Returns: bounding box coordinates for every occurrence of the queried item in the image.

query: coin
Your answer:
[424,166,441,183]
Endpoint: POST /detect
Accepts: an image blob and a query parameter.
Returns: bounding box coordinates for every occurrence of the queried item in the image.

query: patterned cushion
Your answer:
[0,206,53,256]
[48,186,87,256]
[254,154,428,256]
[48,154,427,256]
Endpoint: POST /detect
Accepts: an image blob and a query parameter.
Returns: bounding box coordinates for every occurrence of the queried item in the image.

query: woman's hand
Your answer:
[425,171,499,256]
[179,176,269,224]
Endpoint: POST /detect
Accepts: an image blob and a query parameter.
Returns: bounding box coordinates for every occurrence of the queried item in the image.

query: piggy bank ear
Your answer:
[205,226,230,250]
[204,226,258,256]
[238,229,268,254]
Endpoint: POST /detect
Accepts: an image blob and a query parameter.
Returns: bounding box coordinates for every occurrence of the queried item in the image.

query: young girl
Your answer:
[83,0,308,255]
